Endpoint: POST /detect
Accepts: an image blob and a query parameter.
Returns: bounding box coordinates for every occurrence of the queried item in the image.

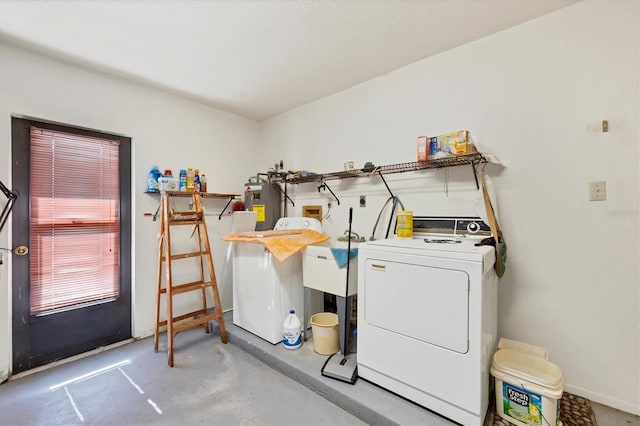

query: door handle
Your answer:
[370,263,386,271]
[14,246,29,256]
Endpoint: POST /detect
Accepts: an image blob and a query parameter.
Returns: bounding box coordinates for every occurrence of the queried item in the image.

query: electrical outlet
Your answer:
[359,195,366,207]
[589,181,606,201]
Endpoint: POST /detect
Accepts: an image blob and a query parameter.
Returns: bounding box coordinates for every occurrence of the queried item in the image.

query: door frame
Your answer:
[11,116,132,373]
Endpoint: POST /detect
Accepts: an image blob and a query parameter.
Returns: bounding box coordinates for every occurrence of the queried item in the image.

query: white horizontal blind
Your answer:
[29,126,120,315]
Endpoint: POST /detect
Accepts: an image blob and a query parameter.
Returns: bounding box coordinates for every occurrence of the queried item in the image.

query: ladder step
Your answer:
[168,219,202,226]
[160,280,216,295]
[170,209,203,216]
[173,312,223,333]
[169,251,209,260]
[156,309,208,328]
[156,310,223,331]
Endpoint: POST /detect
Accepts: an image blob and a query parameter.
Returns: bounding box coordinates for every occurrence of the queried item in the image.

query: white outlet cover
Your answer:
[589,181,606,201]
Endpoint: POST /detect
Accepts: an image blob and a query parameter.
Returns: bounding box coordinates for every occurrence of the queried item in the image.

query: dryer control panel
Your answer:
[412,216,491,239]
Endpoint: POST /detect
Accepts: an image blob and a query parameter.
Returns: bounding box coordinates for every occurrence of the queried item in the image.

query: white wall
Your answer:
[262,1,640,415]
[0,41,261,381]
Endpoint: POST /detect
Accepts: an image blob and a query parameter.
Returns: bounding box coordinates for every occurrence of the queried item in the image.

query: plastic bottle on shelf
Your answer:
[201,174,207,193]
[186,167,195,192]
[283,309,302,350]
[147,166,162,192]
[194,169,201,192]
[179,169,187,192]
[162,169,177,191]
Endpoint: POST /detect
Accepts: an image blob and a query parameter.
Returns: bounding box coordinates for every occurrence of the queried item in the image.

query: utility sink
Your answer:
[302,239,359,297]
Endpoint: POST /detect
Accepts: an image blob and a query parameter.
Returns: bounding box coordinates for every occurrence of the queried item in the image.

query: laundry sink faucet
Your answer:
[343,230,365,242]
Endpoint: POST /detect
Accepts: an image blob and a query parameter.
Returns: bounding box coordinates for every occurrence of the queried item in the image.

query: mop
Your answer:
[321,207,358,384]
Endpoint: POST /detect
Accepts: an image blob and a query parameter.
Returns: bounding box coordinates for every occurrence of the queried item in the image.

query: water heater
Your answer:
[244,182,282,231]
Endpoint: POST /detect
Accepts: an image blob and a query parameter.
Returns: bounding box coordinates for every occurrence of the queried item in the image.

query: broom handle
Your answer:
[480,171,502,238]
[343,207,353,358]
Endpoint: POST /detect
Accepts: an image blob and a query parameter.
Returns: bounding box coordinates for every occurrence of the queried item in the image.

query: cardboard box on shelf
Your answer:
[418,130,476,162]
[417,135,428,162]
[439,130,471,155]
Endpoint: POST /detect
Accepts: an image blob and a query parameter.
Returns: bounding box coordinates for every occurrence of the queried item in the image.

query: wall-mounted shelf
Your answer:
[283,152,487,206]
[144,191,241,220]
[285,152,487,184]
[144,190,240,198]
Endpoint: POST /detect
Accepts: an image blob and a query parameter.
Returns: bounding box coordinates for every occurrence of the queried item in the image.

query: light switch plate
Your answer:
[589,181,606,201]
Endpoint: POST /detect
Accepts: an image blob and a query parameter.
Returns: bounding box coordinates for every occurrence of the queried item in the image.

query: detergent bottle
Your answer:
[283,309,302,350]
[179,169,187,191]
[147,166,162,192]
[194,169,201,192]
[186,167,195,192]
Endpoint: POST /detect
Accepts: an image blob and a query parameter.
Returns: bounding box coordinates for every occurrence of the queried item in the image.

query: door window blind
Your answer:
[29,126,120,315]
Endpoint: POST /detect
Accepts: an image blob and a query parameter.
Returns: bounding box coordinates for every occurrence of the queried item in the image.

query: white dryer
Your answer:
[357,217,498,426]
[232,217,323,344]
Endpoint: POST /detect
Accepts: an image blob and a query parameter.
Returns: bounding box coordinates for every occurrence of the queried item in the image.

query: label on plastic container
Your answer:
[283,330,302,349]
[502,382,543,425]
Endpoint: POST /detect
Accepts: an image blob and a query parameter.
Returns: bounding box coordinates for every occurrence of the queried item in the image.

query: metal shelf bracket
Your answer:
[317,180,340,205]
[218,196,237,220]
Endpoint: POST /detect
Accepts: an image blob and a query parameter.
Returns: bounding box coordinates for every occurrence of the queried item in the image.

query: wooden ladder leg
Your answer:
[154,233,164,353]
[162,195,176,367]
[196,222,211,334]
[154,200,166,353]
[200,207,227,344]
[192,198,210,334]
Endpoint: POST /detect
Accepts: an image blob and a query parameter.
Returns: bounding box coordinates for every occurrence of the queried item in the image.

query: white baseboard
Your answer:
[564,383,640,416]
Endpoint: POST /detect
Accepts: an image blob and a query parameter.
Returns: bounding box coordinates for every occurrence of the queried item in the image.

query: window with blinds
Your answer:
[29,126,121,315]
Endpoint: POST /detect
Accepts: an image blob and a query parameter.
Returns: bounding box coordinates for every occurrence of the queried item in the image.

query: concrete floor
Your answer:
[0,322,365,426]
[1,312,639,426]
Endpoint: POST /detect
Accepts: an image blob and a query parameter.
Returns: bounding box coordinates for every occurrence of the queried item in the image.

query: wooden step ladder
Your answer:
[154,192,227,367]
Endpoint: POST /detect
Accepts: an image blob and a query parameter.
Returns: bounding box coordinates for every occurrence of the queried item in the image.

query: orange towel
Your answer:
[223,229,329,262]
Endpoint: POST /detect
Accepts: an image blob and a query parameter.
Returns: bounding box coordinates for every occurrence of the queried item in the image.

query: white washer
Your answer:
[357,217,498,426]
[232,217,323,344]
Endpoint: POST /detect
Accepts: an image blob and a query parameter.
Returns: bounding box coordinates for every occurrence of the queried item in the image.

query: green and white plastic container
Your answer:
[491,347,564,426]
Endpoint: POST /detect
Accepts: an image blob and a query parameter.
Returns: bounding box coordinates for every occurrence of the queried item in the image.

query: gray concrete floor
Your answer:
[591,403,640,426]
[0,323,366,425]
[1,312,638,426]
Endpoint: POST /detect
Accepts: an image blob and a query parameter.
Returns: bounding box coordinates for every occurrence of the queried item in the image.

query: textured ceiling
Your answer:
[0,0,578,121]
